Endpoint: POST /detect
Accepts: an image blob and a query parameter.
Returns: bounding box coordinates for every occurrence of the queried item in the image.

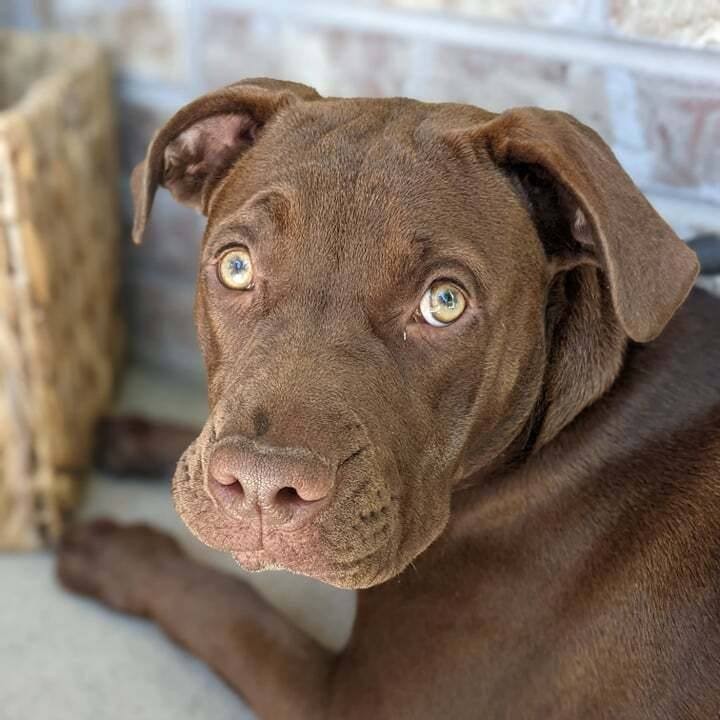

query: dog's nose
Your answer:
[207,441,334,527]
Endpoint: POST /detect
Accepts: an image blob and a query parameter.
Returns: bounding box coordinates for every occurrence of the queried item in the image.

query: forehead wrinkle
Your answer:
[205,187,294,251]
[343,131,429,245]
[387,229,432,283]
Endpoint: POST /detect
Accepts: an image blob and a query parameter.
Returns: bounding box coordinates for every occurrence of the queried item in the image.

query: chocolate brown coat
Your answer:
[59,79,720,719]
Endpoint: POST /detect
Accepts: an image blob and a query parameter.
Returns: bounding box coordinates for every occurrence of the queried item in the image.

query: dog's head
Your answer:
[132,78,698,588]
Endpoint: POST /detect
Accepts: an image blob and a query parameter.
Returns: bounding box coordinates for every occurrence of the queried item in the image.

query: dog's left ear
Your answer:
[130,78,321,245]
[471,108,699,343]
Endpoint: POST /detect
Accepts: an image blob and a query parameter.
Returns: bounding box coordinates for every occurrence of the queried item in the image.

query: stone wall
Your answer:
[4,0,719,378]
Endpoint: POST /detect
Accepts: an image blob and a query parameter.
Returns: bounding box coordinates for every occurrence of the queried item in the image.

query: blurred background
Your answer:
[4,0,720,381]
[0,2,719,719]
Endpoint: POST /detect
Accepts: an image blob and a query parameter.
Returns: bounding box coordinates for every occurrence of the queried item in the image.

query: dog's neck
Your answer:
[534,266,629,448]
[450,289,718,542]
[458,266,630,487]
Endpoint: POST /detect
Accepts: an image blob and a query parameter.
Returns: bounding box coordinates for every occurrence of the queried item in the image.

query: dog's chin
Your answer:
[230,546,403,589]
[173,453,452,589]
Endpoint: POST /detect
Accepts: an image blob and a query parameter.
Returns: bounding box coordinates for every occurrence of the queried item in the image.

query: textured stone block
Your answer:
[201,11,413,98]
[631,73,720,202]
[36,0,189,82]
[610,0,720,49]
[406,43,610,136]
[331,0,604,28]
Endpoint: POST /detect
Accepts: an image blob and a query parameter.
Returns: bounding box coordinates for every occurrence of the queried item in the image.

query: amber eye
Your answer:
[217,247,253,290]
[419,281,467,327]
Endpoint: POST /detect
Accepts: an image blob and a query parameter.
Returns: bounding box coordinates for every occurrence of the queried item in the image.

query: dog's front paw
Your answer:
[57,519,185,616]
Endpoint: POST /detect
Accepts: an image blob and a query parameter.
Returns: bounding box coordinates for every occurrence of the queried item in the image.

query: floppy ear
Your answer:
[459,108,699,447]
[130,78,320,245]
[475,108,699,344]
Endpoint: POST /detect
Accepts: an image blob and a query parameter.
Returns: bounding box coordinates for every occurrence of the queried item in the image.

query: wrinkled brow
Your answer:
[411,230,433,259]
[204,189,292,255]
[203,222,258,257]
[397,230,434,277]
[398,229,486,298]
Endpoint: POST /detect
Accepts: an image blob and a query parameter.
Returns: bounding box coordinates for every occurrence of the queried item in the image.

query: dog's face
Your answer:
[132,80,697,588]
[181,100,549,588]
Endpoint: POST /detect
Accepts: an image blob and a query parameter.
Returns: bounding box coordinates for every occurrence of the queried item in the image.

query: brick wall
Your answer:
[4,0,720,379]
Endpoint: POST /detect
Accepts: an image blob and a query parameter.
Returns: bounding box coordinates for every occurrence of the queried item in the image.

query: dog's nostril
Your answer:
[274,485,327,506]
[213,473,245,498]
[207,442,333,524]
[215,471,241,487]
[276,486,302,505]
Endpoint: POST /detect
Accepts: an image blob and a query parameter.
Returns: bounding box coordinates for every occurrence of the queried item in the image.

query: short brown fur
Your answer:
[59,79,720,719]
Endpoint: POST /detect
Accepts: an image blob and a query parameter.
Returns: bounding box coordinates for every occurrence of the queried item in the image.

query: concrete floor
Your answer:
[0,370,355,720]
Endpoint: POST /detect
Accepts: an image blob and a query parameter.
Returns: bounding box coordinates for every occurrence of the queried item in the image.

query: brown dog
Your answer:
[58,78,720,718]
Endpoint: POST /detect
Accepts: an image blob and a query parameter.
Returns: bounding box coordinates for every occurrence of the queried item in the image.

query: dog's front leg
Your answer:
[57,520,335,720]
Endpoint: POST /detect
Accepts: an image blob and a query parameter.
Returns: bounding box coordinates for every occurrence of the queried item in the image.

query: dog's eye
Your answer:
[419,281,467,327]
[217,247,254,290]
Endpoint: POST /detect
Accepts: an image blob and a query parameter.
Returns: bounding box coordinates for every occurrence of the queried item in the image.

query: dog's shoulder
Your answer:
[617,287,720,433]
[610,287,720,492]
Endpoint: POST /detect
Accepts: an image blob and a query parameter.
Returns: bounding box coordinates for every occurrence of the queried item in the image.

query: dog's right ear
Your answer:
[130,78,320,244]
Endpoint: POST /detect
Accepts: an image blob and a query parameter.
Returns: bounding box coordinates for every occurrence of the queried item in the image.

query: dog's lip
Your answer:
[179,437,400,581]
[231,534,392,583]
[230,495,399,579]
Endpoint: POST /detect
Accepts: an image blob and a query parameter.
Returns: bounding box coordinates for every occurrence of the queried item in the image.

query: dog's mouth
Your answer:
[172,437,406,588]
[214,498,401,588]
[230,528,398,588]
